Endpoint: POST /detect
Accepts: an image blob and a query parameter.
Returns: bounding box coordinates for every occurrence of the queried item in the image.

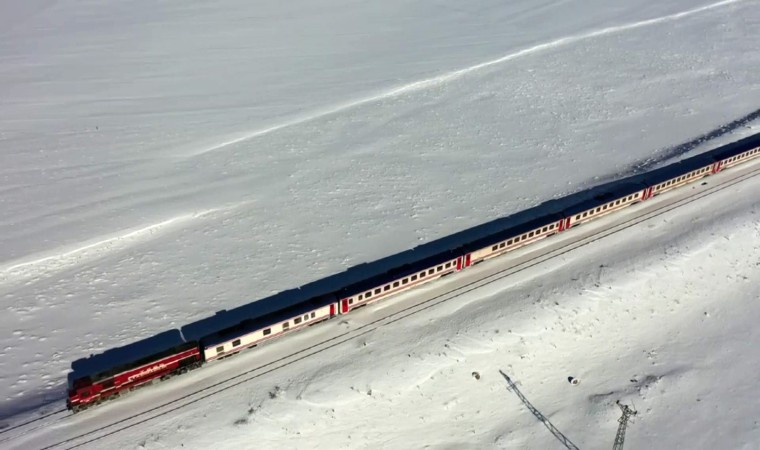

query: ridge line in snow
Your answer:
[188,0,744,158]
[0,203,247,286]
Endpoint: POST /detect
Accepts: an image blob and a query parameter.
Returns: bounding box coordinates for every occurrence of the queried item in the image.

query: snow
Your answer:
[1,0,759,448]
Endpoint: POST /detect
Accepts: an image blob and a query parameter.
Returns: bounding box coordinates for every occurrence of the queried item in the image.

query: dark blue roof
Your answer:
[201,293,338,348]
[460,213,564,254]
[561,182,647,217]
[640,154,714,187]
[709,133,760,160]
[69,330,192,386]
[640,133,760,187]
[340,248,461,298]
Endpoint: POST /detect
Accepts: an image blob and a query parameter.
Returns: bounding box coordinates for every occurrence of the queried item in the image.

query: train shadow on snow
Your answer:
[48,110,759,418]
[597,107,760,185]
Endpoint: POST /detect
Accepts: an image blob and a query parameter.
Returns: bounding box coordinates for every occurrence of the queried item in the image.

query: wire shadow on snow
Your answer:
[500,370,581,450]
[596,107,760,185]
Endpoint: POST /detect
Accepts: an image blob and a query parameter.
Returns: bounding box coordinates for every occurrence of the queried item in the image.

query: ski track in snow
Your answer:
[0,203,246,286]
[188,0,744,158]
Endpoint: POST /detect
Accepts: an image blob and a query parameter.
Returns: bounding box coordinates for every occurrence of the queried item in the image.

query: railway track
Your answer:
[5,160,760,450]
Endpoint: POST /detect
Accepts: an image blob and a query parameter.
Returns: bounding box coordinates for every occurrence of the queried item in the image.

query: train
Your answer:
[66,133,760,412]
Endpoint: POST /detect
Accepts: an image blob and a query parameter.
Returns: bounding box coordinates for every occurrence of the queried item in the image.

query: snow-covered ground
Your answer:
[1,0,759,448]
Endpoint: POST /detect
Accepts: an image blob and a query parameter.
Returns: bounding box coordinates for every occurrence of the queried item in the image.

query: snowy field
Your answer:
[1,0,760,448]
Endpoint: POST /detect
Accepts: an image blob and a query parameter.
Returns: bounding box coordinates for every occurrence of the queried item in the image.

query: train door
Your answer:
[558,217,571,231]
[330,304,336,316]
[711,161,723,174]
[340,299,350,314]
[456,256,463,271]
[465,254,472,268]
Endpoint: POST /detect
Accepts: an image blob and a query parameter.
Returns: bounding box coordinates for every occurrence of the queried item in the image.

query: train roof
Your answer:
[200,293,337,348]
[339,248,461,298]
[69,330,195,386]
[639,133,760,187]
[460,212,564,254]
[561,182,647,217]
[708,133,760,160]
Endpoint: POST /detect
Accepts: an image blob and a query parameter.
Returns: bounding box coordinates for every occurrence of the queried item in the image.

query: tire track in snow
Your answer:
[188,0,744,157]
[0,203,247,286]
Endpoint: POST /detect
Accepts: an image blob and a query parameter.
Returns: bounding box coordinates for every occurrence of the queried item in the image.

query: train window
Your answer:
[575,215,580,220]
[216,346,225,354]
[233,339,241,347]
[349,299,354,304]
[542,227,548,233]
[283,322,289,328]
[411,275,417,281]
[528,231,534,238]
[492,245,498,251]
[437,266,442,272]
[499,243,505,249]
[549,224,554,229]
[428,269,434,275]
[263,328,271,336]
[311,312,316,318]
[403,278,408,284]
[294,317,302,325]
[358,294,363,300]
[394,281,399,288]
[375,288,381,294]
[366,291,372,298]
[304,315,308,321]
[445,262,450,268]
[384,285,390,291]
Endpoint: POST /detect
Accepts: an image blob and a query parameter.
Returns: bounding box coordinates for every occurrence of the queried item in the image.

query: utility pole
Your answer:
[612,401,637,450]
